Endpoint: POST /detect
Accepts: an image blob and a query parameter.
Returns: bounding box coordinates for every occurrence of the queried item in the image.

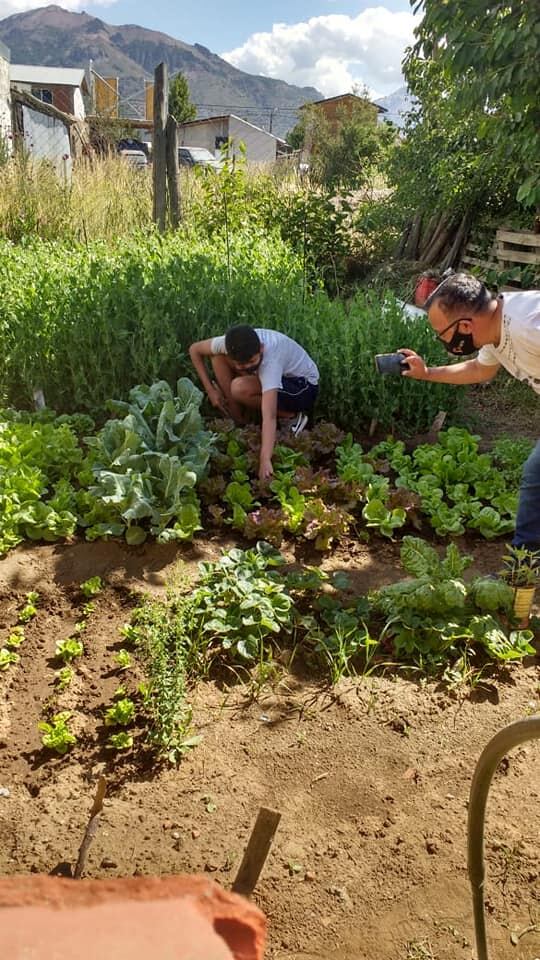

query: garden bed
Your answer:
[0,534,538,960]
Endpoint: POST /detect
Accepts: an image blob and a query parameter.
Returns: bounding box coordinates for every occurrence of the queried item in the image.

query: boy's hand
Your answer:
[208,383,229,413]
[259,457,274,484]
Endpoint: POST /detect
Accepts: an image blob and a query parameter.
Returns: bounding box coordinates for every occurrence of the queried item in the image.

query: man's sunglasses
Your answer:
[434,317,472,345]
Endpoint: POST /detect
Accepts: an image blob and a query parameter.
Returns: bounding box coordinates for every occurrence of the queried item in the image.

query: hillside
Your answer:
[0,4,322,138]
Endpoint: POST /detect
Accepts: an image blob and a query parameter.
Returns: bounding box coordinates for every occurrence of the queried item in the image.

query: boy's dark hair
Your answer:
[424,272,492,314]
[225,325,261,361]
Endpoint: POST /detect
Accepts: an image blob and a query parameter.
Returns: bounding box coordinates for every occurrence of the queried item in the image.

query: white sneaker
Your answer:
[289,411,309,437]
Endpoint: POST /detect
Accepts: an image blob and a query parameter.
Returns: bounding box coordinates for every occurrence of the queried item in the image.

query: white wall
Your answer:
[0,54,10,144]
[229,117,276,165]
[179,116,278,165]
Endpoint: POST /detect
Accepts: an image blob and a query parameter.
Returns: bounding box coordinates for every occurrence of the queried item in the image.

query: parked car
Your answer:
[118,149,148,170]
[178,146,222,171]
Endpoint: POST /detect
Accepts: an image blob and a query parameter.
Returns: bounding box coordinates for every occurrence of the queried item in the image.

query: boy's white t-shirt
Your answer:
[478,291,540,394]
[211,328,319,394]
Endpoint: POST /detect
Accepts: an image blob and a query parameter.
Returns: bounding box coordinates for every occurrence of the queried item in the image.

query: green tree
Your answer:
[408,0,540,208]
[388,58,515,220]
[291,98,393,191]
[168,72,196,124]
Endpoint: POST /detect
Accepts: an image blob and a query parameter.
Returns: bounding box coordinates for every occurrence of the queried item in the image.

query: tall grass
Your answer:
[0,228,462,431]
[0,154,153,242]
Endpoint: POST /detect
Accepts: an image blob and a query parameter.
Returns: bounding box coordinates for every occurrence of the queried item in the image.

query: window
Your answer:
[31,88,53,105]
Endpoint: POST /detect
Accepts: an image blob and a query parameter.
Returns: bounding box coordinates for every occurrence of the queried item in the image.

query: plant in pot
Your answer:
[500,546,540,626]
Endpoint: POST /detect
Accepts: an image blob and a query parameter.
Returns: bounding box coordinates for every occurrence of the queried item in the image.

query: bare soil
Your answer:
[0,535,539,960]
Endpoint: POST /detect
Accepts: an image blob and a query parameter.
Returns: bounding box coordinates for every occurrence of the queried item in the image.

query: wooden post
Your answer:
[166,115,181,228]
[153,63,168,232]
[232,807,281,898]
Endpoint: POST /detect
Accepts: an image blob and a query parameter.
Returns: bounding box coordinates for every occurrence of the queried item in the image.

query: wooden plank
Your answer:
[152,62,168,233]
[497,229,540,247]
[232,807,281,898]
[166,115,181,228]
[461,255,497,270]
[496,246,540,265]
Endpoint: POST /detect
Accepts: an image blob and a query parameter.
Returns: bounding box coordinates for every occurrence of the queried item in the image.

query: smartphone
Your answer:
[375,353,408,376]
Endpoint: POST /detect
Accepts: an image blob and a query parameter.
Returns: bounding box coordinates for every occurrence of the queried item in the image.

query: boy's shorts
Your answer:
[278,376,319,413]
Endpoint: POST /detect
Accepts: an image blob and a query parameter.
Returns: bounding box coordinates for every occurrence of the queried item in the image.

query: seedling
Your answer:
[501,546,540,587]
[114,649,132,670]
[120,623,140,645]
[0,648,19,670]
[55,666,74,690]
[104,697,135,727]
[82,601,96,616]
[107,732,133,751]
[19,591,39,623]
[73,619,87,634]
[38,712,77,754]
[55,637,84,662]
[80,576,103,598]
[113,684,128,699]
[6,626,25,648]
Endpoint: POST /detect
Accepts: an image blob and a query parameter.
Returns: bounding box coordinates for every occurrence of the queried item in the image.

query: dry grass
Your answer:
[0,154,153,242]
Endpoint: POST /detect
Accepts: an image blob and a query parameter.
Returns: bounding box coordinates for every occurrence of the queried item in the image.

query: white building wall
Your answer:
[229,117,276,165]
[179,118,228,156]
[0,52,10,143]
[179,115,278,165]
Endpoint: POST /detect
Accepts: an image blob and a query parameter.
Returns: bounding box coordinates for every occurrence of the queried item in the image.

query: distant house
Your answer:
[9,64,90,176]
[178,114,291,165]
[0,40,10,141]
[300,93,386,131]
[10,64,88,119]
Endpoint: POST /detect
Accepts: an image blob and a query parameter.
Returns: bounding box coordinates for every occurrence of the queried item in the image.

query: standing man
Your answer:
[189,325,319,483]
[399,272,540,551]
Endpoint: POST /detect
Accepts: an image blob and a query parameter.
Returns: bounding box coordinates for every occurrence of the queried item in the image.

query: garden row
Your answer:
[1,539,535,767]
[0,377,532,557]
[0,229,461,432]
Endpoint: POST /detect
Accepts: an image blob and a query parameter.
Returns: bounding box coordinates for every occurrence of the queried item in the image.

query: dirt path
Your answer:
[0,537,538,960]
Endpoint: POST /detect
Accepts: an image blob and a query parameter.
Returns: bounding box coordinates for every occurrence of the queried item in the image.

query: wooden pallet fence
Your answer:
[460,240,498,273]
[496,229,540,268]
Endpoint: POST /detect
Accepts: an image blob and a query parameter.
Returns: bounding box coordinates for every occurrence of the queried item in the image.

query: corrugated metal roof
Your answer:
[10,64,86,88]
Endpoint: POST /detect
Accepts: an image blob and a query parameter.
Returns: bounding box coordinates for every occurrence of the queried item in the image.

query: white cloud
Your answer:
[221,7,418,99]
[0,0,116,16]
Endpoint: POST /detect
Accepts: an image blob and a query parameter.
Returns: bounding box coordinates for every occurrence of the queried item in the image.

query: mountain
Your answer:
[375,85,414,128]
[0,5,322,138]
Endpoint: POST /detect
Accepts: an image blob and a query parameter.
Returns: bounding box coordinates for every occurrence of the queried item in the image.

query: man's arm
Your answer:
[399,350,501,385]
[259,389,278,482]
[189,339,227,410]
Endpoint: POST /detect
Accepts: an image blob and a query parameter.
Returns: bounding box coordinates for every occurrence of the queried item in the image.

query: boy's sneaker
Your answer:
[289,411,309,437]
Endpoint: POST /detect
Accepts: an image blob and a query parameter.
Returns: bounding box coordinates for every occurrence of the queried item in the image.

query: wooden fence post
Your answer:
[166,115,181,227]
[152,63,168,232]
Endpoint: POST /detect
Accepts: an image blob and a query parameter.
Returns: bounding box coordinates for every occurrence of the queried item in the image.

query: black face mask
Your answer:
[443,328,476,356]
[239,357,262,375]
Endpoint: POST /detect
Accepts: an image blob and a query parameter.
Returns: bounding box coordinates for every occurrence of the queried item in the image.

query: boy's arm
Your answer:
[189,338,226,409]
[259,389,278,482]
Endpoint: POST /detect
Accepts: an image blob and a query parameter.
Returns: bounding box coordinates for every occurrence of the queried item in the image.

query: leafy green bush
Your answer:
[0,230,460,432]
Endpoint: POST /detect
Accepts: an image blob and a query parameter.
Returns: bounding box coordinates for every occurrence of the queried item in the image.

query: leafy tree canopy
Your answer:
[407,0,540,207]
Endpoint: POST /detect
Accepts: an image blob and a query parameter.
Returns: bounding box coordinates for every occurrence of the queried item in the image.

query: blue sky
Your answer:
[0,1,417,97]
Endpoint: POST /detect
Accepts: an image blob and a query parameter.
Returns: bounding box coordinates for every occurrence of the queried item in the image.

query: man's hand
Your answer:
[398,349,430,380]
[259,457,274,485]
[208,382,229,414]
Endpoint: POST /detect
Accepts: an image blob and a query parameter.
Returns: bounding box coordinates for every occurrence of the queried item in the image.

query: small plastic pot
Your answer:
[512,586,536,627]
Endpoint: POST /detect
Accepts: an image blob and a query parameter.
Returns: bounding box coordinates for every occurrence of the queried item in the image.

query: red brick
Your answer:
[0,875,266,960]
